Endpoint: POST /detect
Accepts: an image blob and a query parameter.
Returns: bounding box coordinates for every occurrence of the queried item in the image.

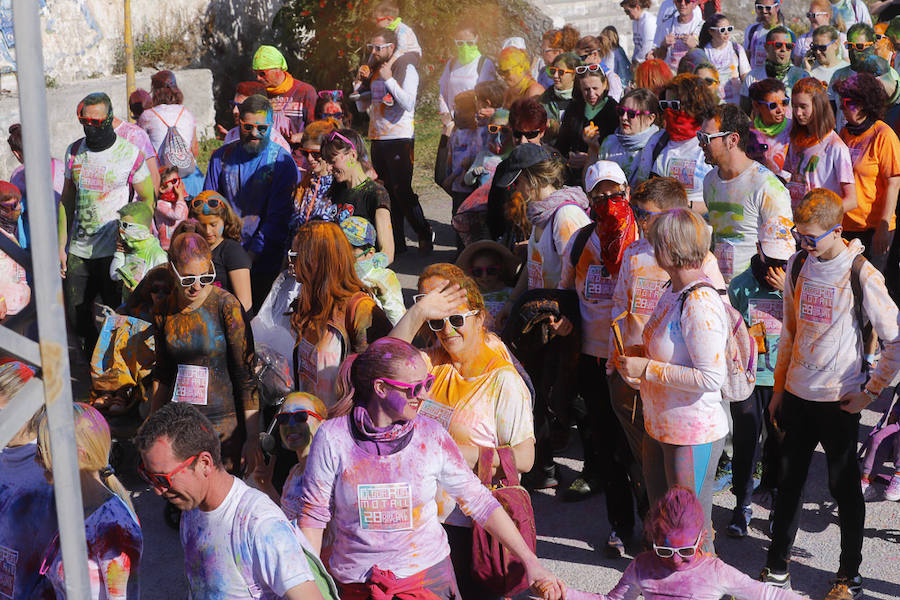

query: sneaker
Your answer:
[861,477,879,501]
[726,505,752,538]
[417,229,434,255]
[562,477,597,502]
[522,464,558,490]
[823,575,862,600]
[759,568,791,589]
[605,530,626,558]
[885,472,900,501]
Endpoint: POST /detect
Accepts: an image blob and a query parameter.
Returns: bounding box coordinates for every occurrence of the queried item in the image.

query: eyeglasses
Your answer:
[811,40,836,53]
[119,221,145,233]
[673,0,693,5]
[590,190,628,204]
[806,11,828,18]
[487,124,508,134]
[755,98,790,110]
[631,204,660,220]
[318,89,343,100]
[276,409,325,426]
[78,116,106,127]
[616,106,652,119]
[497,68,513,77]
[471,266,500,277]
[575,63,604,75]
[653,532,702,559]
[659,99,681,110]
[300,148,322,160]
[329,130,357,152]
[845,41,874,51]
[697,130,734,145]
[170,261,216,288]
[378,374,436,399]
[160,176,182,189]
[138,454,198,492]
[765,41,794,51]
[513,129,542,139]
[711,26,734,33]
[427,310,480,332]
[191,196,222,212]
[240,121,269,134]
[755,2,779,11]
[876,33,887,42]
[455,39,478,47]
[841,97,860,110]
[791,224,839,248]
[367,42,393,51]
[546,66,575,77]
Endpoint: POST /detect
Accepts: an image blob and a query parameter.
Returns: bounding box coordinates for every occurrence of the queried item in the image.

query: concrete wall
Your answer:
[0,68,214,180]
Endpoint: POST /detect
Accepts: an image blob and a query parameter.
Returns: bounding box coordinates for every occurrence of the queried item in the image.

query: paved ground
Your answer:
[130,188,900,599]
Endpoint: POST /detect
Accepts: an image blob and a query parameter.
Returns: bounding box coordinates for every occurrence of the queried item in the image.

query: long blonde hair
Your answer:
[36,403,136,515]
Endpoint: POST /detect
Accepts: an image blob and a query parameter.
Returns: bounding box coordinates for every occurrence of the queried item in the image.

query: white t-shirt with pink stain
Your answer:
[783,130,855,211]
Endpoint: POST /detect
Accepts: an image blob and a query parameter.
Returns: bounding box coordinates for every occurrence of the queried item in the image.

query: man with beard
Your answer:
[59,92,154,354]
[204,94,299,308]
[353,28,433,255]
[700,103,792,286]
[252,45,317,144]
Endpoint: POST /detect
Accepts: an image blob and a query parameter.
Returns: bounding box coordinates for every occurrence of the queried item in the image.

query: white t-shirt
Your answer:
[656,0,701,30]
[809,59,849,87]
[0,442,57,600]
[783,130,855,210]
[632,11,657,63]
[137,104,197,155]
[438,56,496,116]
[703,162,792,283]
[180,477,315,599]
[639,132,713,207]
[527,202,591,290]
[703,42,750,105]
[743,23,777,69]
[653,12,704,72]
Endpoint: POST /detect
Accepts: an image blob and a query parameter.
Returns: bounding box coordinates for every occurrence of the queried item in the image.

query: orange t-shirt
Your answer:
[840,120,900,232]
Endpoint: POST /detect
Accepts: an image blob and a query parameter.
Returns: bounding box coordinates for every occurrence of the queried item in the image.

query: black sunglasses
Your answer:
[513,129,542,139]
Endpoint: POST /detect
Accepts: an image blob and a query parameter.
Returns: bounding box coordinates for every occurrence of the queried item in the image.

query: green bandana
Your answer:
[554,86,573,100]
[584,96,608,121]
[458,45,481,66]
[386,17,402,31]
[766,60,792,80]
[753,114,788,137]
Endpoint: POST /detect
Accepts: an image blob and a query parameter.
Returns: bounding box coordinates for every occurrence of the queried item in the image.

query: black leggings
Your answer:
[729,386,781,508]
[767,392,865,577]
[371,138,430,250]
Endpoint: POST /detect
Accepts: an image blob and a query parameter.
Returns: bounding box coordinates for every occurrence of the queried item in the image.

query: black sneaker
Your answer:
[824,575,863,600]
[561,477,598,502]
[522,464,559,490]
[726,505,752,537]
[759,568,791,589]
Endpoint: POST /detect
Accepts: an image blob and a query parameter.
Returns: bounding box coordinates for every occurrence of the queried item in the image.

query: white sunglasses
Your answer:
[170,261,216,288]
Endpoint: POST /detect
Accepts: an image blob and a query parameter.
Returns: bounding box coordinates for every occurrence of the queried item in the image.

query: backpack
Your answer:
[790,249,867,332]
[470,446,536,597]
[152,107,196,177]
[569,222,595,268]
[678,281,756,402]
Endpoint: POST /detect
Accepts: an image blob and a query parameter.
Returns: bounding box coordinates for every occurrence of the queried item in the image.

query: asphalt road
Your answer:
[131,189,900,599]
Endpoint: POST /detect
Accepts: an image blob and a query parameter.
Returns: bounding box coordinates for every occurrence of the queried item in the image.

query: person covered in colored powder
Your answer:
[251,45,318,144]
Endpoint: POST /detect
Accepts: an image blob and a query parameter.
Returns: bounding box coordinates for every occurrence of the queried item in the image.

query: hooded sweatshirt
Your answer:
[776,238,900,401]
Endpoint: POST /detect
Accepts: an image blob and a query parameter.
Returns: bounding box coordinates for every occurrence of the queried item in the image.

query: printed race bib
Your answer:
[749,298,783,336]
[418,398,455,430]
[0,545,16,599]
[667,158,696,190]
[714,240,736,282]
[799,282,835,324]
[527,259,544,289]
[172,364,209,405]
[296,338,318,386]
[358,483,413,531]
[584,264,614,301]
[631,277,666,316]
[78,162,107,192]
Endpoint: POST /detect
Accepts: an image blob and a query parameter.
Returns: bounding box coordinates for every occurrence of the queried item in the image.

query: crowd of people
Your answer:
[3,0,900,598]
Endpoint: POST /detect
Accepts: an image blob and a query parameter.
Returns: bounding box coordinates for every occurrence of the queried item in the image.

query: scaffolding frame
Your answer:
[0,0,92,597]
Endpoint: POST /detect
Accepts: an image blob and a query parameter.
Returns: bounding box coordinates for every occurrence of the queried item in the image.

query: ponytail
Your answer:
[100,465,137,516]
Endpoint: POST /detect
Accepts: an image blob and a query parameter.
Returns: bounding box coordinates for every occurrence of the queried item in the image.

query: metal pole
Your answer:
[123,0,136,122]
[11,1,92,597]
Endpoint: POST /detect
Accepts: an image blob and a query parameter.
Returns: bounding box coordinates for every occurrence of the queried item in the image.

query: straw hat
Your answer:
[456,240,521,284]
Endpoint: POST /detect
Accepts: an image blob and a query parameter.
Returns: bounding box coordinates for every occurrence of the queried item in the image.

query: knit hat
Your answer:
[252,45,288,71]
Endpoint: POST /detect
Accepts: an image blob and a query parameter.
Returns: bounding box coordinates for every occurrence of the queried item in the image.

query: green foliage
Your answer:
[197,138,223,173]
[113,28,193,74]
[44,75,58,89]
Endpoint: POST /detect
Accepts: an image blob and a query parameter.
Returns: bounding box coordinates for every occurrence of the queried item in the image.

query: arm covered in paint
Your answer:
[95,521,142,600]
[222,293,259,412]
[713,557,805,599]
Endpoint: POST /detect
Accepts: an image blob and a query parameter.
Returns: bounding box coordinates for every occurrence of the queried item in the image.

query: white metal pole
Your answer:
[11,0,92,597]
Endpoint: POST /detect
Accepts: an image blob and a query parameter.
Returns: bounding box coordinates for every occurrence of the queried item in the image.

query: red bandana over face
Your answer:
[592,192,637,276]
[663,108,701,142]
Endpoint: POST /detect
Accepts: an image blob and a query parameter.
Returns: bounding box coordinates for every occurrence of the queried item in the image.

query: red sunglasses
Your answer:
[138,454,199,491]
[78,116,106,128]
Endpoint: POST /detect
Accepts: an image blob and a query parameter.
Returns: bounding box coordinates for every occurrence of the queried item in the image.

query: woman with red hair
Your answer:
[633,58,674,97]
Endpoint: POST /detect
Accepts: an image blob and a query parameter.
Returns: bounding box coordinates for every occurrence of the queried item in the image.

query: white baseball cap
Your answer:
[585,160,627,193]
[759,216,796,260]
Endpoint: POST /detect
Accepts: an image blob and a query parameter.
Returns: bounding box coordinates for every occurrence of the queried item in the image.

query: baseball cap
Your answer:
[584,160,627,193]
[759,216,796,260]
[493,144,551,188]
[340,216,377,248]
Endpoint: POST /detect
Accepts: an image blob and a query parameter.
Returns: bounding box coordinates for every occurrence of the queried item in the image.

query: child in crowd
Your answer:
[761,188,900,598]
[339,216,405,325]
[110,201,167,303]
[726,216,795,537]
[621,0,657,65]
[372,0,422,62]
[455,240,520,331]
[465,107,510,188]
[536,486,803,600]
[155,166,189,250]
[443,89,483,243]
[859,394,900,501]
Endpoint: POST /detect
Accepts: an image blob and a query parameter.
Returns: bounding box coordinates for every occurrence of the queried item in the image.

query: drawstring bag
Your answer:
[153,107,196,177]
[471,446,536,596]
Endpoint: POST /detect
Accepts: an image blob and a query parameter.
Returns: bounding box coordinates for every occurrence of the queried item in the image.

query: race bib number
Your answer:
[714,240,736,282]
[358,483,413,531]
[799,282,835,324]
[418,398,455,430]
[172,364,208,405]
[749,298,783,336]
[584,264,614,301]
[0,545,16,600]
[667,158,696,190]
[78,162,107,192]
[631,277,666,316]
[527,259,544,289]
[296,338,318,386]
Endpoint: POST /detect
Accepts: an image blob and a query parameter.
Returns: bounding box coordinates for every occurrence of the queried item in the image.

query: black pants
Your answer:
[371,138,430,251]
[767,392,865,576]
[730,386,781,508]
[63,254,122,355]
[573,355,636,534]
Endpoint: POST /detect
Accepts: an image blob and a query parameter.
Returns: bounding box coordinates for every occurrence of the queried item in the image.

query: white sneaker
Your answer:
[886,472,900,502]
